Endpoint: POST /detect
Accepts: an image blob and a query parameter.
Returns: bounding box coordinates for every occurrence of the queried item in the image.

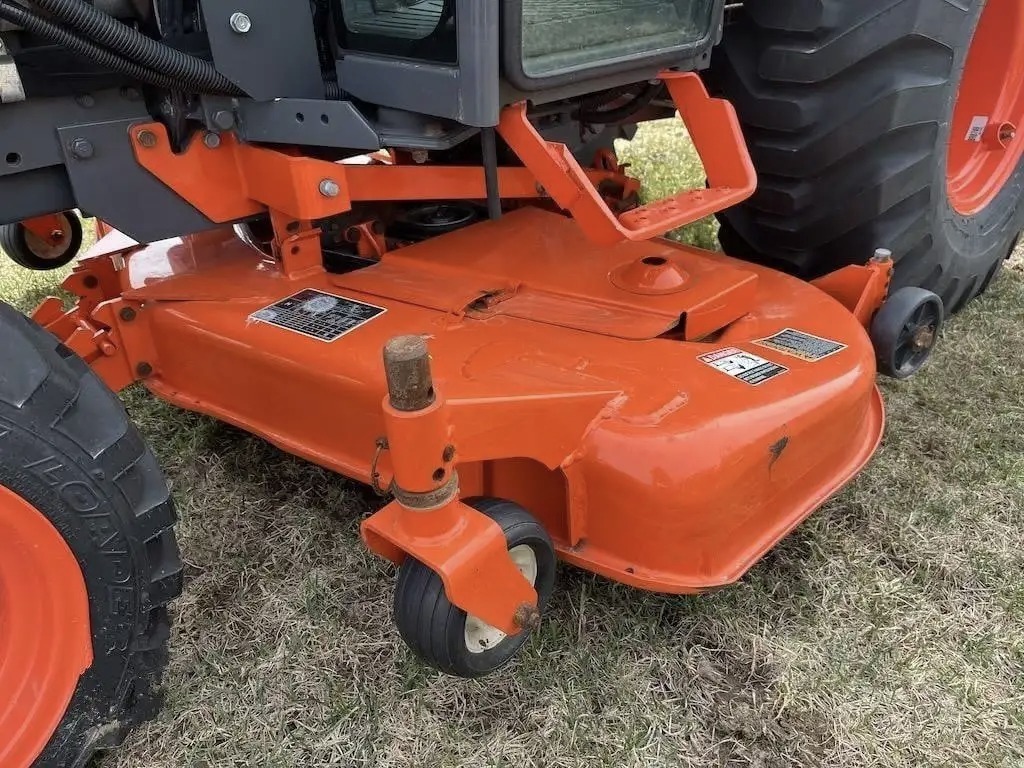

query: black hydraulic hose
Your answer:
[0,1,185,90]
[31,0,242,94]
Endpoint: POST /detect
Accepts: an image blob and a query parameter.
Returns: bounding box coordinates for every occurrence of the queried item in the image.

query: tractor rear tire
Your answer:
[0,302,182,767]
[710,0,1024,314]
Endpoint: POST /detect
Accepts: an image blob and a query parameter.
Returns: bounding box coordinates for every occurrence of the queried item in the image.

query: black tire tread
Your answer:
[0,302,181,767]
[710,0,1019,313]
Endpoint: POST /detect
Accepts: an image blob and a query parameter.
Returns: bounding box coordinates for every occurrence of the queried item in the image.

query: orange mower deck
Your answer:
[42,206,890,633]
[25,72,905,647]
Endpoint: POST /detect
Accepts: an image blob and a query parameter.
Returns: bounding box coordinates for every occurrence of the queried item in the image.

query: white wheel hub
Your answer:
[463,544,538,654]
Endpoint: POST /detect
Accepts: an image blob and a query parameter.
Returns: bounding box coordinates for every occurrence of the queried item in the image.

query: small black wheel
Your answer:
[393,498,556,678]
[0,212,84,270]
[871,287,944,379]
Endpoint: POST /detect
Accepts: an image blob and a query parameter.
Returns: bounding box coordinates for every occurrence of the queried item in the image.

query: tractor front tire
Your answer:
[0,302,181,767]
[711,0,1024,314]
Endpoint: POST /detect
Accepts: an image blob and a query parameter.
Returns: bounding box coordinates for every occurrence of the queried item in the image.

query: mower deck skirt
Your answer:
[119,209,883,593]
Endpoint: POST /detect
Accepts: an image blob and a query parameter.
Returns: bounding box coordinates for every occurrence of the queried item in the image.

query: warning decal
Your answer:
[698,347,787,386]
[966,116,989,143]
[755,328,847,362]
[250,289,385,342]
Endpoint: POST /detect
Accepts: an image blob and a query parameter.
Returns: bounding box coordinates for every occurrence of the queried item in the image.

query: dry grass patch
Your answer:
[1,125,1022,767]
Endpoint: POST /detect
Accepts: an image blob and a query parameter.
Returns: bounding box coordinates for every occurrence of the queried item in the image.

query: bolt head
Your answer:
[319,179,341,198]
[70,137,94,159]
[135,361,153,378]
[872,248,893,264]
[203,132,222,149]
[136,129,157,148]
[211,110,235,131]
[229,11,252,33]
[119,306,137,322]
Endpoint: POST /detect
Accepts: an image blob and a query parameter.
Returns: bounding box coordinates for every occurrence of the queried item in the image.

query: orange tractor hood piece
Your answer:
[79,207,883,599]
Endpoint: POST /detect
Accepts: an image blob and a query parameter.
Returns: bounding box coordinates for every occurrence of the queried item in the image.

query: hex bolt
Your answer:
[319,178,341,198]
[119,306,137,322]
[410,149,429,164]
[70,137,94,160]
[212,110,235,131]
[871,248,893,264]
[135,361,153,378]
[203,132,222,149]
[442,444,456,463]
[229,11,252,33]
[136,129,157,148]
[383,335,435,412]
[999,124,1017,144]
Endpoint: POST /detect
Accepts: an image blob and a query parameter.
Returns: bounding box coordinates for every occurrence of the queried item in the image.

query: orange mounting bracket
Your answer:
[496,71,758,246]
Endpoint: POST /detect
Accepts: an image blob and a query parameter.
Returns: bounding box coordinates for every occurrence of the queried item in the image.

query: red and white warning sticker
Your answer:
[698,347,787,386]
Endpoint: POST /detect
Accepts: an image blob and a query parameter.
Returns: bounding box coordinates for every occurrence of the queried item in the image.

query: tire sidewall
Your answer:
[0,409,149,760]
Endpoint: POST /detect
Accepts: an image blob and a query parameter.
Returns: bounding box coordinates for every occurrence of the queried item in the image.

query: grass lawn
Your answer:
[2,121,1023,768]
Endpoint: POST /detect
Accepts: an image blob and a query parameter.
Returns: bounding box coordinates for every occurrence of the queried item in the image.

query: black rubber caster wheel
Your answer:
[871,287,944,379]
[393,498,556,678]
[0,212,83,270]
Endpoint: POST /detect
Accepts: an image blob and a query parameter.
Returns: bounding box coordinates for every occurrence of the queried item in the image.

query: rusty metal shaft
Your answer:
[383,335,435,412]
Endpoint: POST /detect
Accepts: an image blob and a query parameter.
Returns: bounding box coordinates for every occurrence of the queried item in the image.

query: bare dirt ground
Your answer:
[2,121,1022,767]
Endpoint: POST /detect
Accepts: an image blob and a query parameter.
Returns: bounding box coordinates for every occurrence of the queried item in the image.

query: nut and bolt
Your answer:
[410,149,429,164]
[70,137,94,160]
[319,178,341,198]
[136,129,157,148]
[212,110,235,131]
[871,248,893,264]
[912,326,936,351]
[229,11,252,33]
[135,361,154,378]
[119,306,137,322]
[442,444,456,462]
[203,132,222,149]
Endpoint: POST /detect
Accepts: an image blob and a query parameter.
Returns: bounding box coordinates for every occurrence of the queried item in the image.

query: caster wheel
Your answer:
[393,498,556,678]
[0,212,83,270]
[871,286,944,379]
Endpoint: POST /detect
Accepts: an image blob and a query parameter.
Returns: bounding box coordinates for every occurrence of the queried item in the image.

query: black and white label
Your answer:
[966,116,989,143]
[250,289,385,342]
[755,328,846,362]
[699,347,787,386]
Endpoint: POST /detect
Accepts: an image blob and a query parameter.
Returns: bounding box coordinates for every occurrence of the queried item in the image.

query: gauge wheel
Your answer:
[393,497,556,677]
[871,287,944,379]
[0,212,84,270]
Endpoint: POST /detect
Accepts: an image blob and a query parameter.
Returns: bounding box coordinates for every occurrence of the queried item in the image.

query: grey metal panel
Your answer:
[337,57,464,123]
[235,99,380,149]
[336,0,500,127]
[0,88,148,177]
[58,119,217,242]
[201,0,325,100]
[0,166,75,225]
[452,0,499,127]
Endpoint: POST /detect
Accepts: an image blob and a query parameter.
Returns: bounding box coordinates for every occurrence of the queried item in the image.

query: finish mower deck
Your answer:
[26,73,937,678]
